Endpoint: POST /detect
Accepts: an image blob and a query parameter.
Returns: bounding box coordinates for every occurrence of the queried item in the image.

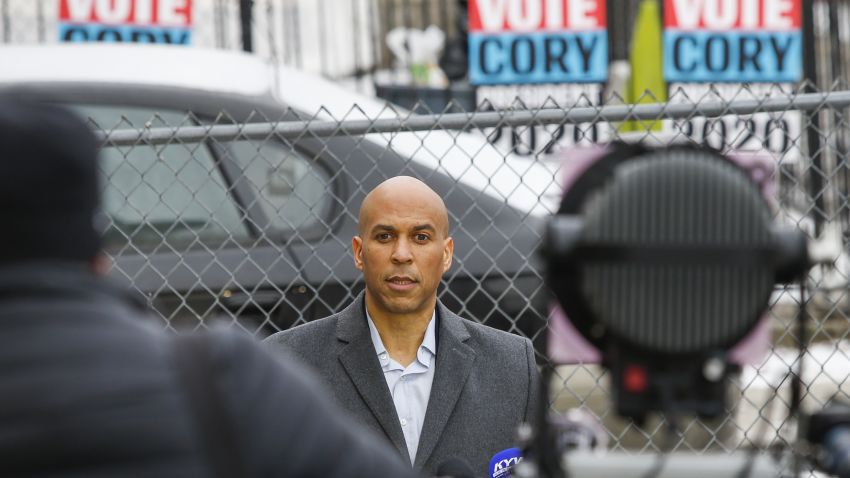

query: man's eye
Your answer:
[377,233,392,241]
[415,234,429,241]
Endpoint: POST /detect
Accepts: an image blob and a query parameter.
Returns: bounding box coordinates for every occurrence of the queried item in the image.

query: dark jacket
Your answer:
[0,263,416,478]
[265,293,542,476]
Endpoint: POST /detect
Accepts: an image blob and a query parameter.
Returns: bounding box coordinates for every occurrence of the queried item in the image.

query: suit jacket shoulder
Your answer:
[264,313,341,371]
[459,317,535,360]
[266,314,338,349]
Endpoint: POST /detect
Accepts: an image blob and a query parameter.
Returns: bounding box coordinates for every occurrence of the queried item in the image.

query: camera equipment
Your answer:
[515,142,850,478]
[544,144,809,422]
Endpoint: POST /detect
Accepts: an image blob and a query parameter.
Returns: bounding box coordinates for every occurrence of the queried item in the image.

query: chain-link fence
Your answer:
[87,85,850,457]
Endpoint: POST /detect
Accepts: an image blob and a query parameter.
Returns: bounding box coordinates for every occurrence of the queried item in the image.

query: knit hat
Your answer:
[0,96,102,264]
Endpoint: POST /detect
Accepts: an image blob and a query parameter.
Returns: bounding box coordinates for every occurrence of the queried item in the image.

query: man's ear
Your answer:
[352,236,365,271]
[442,237,454,273]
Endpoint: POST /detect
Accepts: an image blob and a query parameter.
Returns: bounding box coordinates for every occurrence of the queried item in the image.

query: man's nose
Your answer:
[391,239,413,263]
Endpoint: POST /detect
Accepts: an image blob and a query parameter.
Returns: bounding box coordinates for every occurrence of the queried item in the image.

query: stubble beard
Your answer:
[367,285,436,317]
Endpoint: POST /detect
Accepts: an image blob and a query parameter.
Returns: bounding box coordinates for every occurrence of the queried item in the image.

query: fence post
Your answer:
[239,0,253,52]
[802,0,825,234]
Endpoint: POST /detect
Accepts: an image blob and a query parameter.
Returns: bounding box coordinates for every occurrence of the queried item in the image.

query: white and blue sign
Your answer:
[469,31,607,84]
[59,0,193,45]
[468,0,608,85]
[59,24,191,44]
[663,0,802,83]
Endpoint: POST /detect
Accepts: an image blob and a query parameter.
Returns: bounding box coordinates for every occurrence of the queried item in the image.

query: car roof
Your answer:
[0,44,276,98]
[0,44,562,217]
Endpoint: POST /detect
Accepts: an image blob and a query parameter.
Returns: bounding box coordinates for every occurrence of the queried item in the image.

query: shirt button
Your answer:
[400,418,408,427]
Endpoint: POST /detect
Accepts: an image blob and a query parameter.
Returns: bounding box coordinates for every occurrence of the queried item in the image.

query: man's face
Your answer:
[353,185,453,318]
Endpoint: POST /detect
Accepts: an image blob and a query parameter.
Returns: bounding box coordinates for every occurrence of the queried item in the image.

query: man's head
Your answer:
[0,96,103,268]
[353,176,453,319]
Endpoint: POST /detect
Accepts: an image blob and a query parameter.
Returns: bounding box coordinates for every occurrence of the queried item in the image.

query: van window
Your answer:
[225,140,332,233]
[74,105,251,253]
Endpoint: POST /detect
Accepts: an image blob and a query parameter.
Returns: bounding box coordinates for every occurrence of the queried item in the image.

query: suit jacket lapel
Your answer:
[414,302,476,469]
[336,294,408,458]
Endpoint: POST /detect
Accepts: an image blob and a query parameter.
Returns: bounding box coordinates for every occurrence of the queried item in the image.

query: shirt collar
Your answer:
[366,308,437,363]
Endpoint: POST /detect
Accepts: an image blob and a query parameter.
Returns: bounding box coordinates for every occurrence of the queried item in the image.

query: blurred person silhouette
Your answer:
[266,176,541,476]
[0,96,418,478]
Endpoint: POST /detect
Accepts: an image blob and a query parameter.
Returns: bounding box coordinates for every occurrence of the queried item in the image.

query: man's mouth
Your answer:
[387,276,417,285]
[386,276,418,291]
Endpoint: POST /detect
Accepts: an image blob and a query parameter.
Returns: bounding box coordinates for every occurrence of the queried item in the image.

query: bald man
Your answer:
[266,177,541,476]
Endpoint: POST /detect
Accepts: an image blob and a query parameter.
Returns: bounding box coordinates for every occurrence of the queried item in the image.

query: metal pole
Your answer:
[318,0,329,76]
[239,0,254,52]
[281,0,291,65]
[214,0,225,49]
[607,0,624,61]
[802,0,825,234]
[97,90,850,145]
[2,0,10,44]
[828,2,850,231]
[352,0,363,80]
[37,0,45,43]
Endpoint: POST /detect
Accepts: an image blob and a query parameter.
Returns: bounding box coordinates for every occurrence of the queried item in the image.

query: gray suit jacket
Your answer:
[265,293,541,476]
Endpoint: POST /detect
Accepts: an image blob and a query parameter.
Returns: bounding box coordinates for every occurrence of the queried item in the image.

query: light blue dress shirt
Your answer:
[366,309,437,464]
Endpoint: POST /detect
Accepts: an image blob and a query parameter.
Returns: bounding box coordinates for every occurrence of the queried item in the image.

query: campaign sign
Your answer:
[664,0,802,83]
[477,83,607,156]
[468,0,608,85]
[59,0,193,45]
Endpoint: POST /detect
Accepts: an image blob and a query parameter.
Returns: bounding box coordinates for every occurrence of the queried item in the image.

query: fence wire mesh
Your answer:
[89,85,850,456]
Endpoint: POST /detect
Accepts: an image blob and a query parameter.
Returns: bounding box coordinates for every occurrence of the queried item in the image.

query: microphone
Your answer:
[489,447,523,478]
[435,457,477,478]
